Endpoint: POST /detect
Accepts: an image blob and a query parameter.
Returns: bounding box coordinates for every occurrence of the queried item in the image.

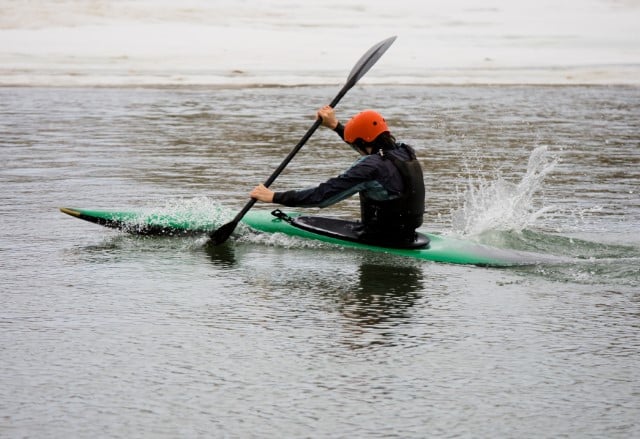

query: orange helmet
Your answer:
[344,110,389,144]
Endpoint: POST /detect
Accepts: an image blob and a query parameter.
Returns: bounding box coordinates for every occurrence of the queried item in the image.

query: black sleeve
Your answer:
[273,190,300,206]
[272,156,379,208]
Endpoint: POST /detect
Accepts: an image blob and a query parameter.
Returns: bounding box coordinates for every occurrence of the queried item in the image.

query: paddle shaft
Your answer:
[228,88,351,224]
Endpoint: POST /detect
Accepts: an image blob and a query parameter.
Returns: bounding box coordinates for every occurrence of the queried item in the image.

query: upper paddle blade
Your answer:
[209,220,238,245]
[345,36,396,87]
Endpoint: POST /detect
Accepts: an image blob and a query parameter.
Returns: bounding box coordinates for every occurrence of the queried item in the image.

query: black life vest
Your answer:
[359,144,425,237]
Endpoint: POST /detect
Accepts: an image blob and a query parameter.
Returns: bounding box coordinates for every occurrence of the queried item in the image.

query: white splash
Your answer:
[128,196,232,231]
[451,145,557,236]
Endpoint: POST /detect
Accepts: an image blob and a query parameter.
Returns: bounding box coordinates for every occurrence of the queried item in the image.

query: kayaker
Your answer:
[250,106,425,245]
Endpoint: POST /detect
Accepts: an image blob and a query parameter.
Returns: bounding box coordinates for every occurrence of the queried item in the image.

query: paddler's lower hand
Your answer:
[250,184,274,203]
[317,105,338,130]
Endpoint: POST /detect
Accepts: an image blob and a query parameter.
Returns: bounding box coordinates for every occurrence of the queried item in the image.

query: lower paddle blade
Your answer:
[209,220,238,245]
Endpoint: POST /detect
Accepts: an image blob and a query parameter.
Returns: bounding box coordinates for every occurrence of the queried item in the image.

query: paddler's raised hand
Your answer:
[317,105,339,130]
[250,184,274,203]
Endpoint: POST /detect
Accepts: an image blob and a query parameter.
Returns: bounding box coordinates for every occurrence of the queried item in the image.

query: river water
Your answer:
[1,84,639,437]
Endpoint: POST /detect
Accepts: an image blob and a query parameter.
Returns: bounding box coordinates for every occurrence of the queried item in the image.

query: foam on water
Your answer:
[236,229,329,250]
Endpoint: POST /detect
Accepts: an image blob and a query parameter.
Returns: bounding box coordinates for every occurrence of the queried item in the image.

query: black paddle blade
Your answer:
[209,220,238,245]
[345,36,396,87]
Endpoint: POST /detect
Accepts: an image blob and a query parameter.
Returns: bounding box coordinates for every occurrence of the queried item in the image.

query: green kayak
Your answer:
[60,207,556,266]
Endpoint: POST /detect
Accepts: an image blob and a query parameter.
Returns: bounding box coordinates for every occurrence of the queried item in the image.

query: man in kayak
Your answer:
[250,106,425,246]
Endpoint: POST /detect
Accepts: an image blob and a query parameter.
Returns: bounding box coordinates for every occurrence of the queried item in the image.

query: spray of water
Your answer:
[101,196,234,239]
[135,197,322,248]
[451,146,558,236]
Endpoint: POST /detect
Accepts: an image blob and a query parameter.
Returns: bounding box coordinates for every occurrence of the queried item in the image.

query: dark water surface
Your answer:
[1,85,639,438]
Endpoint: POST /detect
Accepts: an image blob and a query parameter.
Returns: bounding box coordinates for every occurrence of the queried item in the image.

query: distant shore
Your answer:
[2,0,638,87]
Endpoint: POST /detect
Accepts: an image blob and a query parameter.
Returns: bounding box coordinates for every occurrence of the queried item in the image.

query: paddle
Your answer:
[209,36,397,245]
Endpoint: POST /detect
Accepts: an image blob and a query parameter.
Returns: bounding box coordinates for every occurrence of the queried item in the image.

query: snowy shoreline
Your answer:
[2,0,638,86]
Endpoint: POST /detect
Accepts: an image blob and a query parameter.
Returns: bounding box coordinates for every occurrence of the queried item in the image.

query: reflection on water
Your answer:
[343,263,422,325]
[205,241,237,268]
[339,262,424,349]
[206,239,426,349]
